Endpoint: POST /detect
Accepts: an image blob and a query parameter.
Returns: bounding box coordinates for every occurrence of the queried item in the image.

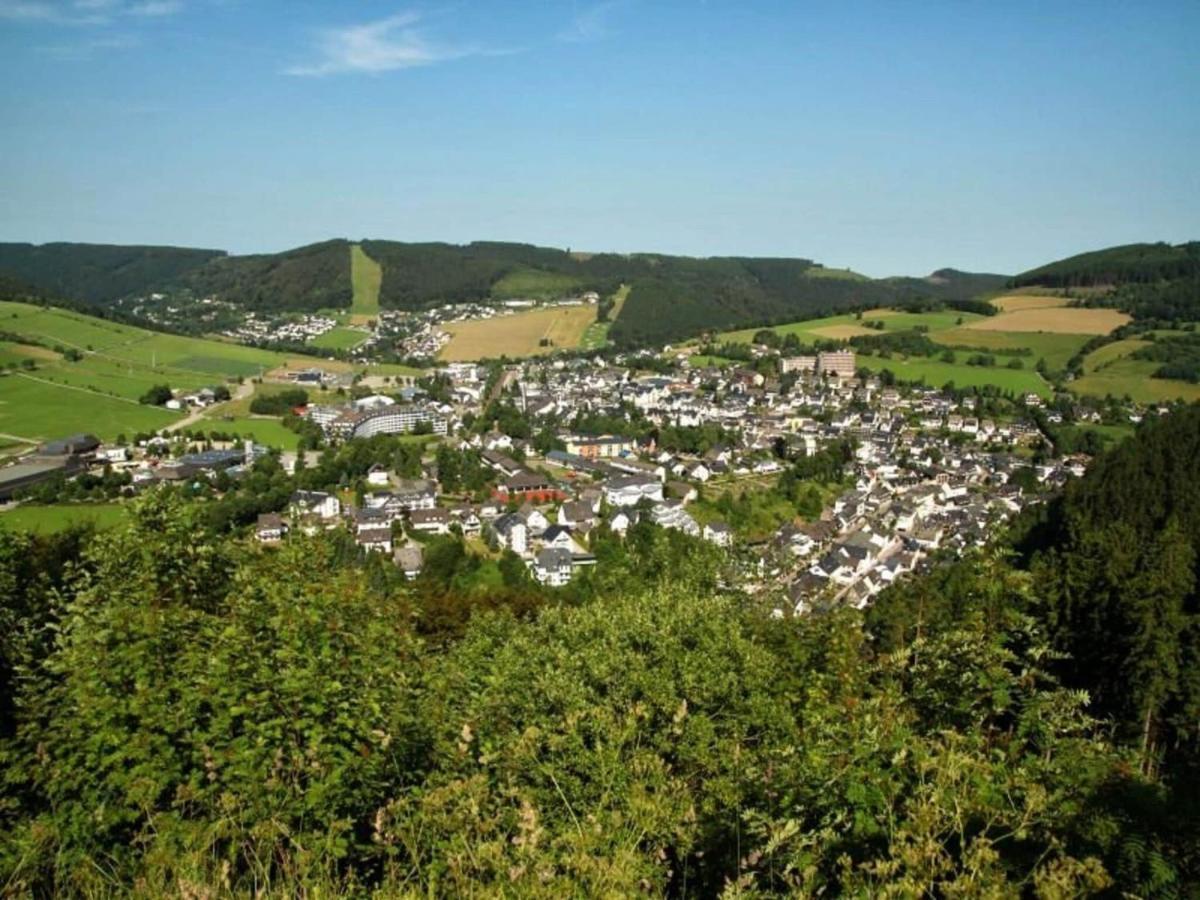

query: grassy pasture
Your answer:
[308,327,367,352]
[197,416,301,450]
[0,503,127,534]
[722,309,984,344]
[967,307,1129,335]
[0,301,419,441]
[856,355,1050,397]
[1071,357,1200,403]
[349,244,382,317]
[0,341,60,365]
[491,268,583,301]
[1081,339,1151,374]
[18,354,215,401]
[438,305,597,361]
[807,324,877,339]
[0,374,180,441]
[578,286,637,351]
[803,266,871,282]
[932,329,1090,373]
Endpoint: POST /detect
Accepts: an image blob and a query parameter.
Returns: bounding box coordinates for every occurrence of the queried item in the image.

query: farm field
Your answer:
[967,307,1129,335]
[308,326,367,351]
[0,301,422,442]
[349,244,381,319]
[989,294,1070,312]
[1071,356,1200,404]
[856,355,1051,398]
[438,304,598,361]
[931,329,1090,373]
[0,502,127,534]
[721,310,985,344]
[0,301,284,376]
[0,373,181,441]
[0,341,59,366]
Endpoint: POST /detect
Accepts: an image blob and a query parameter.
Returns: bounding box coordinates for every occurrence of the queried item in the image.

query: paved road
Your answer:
[165,380,255,433]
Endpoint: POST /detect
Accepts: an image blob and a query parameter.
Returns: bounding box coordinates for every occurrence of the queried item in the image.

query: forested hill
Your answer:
[1012,241,1200,288]
[867,404,1200,891]
[1011,241,1200,323]
[0,242,224,306]
[167,238,352,312]
[0,238,1007,345]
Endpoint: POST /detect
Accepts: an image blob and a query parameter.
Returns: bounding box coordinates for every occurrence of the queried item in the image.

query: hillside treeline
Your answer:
[0,242,223,306]
[1012,241,1200,289]
[0,239,1006,347]
[4,408,1200,895]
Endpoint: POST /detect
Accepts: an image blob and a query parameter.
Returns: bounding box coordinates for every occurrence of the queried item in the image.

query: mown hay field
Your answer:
[438,305,597,361]
[966,307,1129,335]
[989,294,1071,312]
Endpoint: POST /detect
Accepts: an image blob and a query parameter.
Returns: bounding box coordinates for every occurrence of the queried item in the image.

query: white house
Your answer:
[491,513,528,555]
[532,547,573,586]
[409,507,452,535]
[604,475,664,508]
[702,521,733,547]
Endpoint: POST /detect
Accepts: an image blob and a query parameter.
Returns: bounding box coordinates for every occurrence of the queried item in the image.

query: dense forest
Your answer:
[0,242,223,306]
[3,408,1200,895]
[1011,241,1200,289]
[169,239,353,312]
[0,239,1007,346]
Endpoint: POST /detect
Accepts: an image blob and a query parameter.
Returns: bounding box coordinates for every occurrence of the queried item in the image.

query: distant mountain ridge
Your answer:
[0,238,1009,347]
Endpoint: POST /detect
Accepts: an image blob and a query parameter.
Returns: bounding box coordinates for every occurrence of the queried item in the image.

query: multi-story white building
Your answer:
[328,405,448,440]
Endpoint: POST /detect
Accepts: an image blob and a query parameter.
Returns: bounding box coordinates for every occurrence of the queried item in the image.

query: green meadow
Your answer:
[0,300,419,442]
[1072,356,1200,404]
[308,326,367,352]
[349,244,382,317]
[931,328,1090,374]
[721,310,986,344]
[0,374,181,441]
[491,267,583,301]
[198,416,302,450]
[578,285,632,351]
[0,503,127,534]
[856,354,1050,397]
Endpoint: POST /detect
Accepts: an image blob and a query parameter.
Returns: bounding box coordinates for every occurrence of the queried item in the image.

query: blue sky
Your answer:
[1,0,1197,276]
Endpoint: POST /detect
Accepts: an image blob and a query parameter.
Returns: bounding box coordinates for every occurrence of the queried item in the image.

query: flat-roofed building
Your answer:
[817,350,856,378]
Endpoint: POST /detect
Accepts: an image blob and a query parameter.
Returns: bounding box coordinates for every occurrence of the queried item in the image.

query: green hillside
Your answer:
[0,299,398,441]
[349,244,381,316]
[0,239,1009,348]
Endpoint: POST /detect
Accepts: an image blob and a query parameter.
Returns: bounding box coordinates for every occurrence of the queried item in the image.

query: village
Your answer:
[3,339,1140,616]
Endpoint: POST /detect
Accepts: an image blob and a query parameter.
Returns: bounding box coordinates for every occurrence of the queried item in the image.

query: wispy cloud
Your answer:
[286,12,480,77]
[558,0,624,44]
[38,31,138,58]
[0,0,183,25]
